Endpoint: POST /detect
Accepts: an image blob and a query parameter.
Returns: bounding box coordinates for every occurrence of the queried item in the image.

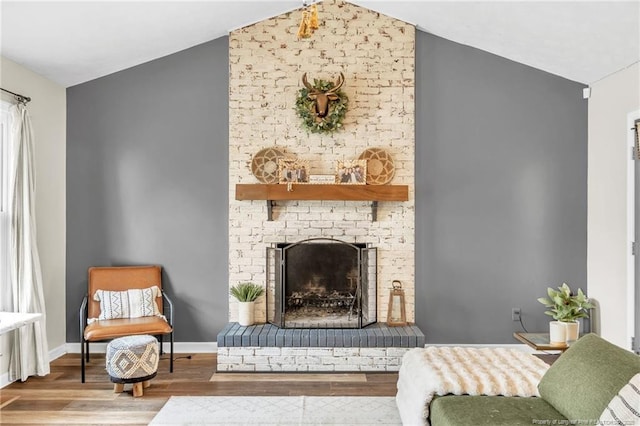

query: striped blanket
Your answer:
[396,346,550,425]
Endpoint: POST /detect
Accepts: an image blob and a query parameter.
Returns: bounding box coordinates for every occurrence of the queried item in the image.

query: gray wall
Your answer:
[415,31,587,343]
[66,37,229,342]
[66,30,587,344]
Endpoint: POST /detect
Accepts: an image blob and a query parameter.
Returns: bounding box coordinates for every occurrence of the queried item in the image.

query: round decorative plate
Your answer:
[358,148,395,185]
[251,147,285,184]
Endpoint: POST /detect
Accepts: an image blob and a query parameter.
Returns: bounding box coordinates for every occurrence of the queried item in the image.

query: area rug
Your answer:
[149,396,401,425]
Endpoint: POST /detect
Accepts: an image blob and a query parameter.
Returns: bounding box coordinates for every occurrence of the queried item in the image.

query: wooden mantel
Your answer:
[235,184,409,221]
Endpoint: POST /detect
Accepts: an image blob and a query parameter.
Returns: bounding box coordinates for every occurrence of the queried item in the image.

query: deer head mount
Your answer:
[302,72,345,119]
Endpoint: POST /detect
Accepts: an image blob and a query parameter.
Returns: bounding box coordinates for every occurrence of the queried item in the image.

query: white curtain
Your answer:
[8,103,49,381]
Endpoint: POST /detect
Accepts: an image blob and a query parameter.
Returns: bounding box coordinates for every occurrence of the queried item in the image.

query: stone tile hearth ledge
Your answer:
[217,322,425,348]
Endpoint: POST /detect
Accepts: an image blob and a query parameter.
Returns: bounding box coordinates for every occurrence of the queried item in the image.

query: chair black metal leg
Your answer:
[85,341,90,362]
[170,332,174,373]
[159,335,164,355]
[81,338,85,383]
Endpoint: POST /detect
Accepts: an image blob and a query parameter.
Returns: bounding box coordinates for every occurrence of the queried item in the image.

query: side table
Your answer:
[513,332,569,352]
[0,312,43,335]
[0,312,43,358]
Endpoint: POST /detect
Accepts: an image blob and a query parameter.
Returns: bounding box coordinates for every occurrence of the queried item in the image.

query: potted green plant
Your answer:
[230,282,265,326]
[537,283,593,344]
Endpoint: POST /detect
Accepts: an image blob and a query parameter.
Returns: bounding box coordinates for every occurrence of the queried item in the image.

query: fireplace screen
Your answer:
[266,238,377,328]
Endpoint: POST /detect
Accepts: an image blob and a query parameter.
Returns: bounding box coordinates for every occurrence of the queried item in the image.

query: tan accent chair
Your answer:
[79,265,174,383]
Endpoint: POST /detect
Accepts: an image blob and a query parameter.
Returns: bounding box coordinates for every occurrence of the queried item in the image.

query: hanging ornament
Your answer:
[297,10,312,39]
[309,4,319,30]
[297,2,319,40]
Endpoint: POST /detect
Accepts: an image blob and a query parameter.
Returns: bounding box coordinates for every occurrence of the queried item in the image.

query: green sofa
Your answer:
[429,334,639,426]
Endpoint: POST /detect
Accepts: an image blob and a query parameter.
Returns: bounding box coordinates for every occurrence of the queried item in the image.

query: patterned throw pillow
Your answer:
[598,373,640,425]
[92,286,162,321]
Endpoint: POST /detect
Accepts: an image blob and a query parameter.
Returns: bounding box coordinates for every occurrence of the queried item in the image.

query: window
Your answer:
[0,101,12,310]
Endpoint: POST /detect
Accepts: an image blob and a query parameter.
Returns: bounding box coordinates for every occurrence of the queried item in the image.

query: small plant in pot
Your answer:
[230,282,265,327]
[537,283,593,344]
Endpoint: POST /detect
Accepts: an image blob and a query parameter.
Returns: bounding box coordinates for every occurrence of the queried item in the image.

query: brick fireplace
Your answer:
[223,0,418,371]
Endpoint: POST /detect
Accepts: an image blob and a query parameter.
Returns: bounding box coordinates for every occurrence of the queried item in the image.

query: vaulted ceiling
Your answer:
[1,1,638,87]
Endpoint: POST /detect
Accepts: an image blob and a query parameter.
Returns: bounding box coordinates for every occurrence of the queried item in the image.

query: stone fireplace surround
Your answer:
[223,1,419,371]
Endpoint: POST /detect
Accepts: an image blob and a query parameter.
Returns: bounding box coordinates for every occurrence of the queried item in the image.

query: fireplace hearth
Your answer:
[266,238,377,328]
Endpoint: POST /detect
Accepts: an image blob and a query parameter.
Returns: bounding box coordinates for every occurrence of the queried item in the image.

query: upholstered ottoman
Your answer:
[106,335,159,397]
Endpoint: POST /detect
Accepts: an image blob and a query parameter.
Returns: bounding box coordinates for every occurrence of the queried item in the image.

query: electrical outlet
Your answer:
[512,308,521,321]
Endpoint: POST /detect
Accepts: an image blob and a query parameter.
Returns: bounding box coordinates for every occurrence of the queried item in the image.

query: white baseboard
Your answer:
[0,343,68,389]
[64,341,218,354]
[67,342,533,354]
[49,344,67,361]
[0,342,546,389]
[425,343,539,354]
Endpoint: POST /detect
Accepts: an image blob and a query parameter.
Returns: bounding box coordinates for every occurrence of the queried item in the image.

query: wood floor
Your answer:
[0,353,398,425]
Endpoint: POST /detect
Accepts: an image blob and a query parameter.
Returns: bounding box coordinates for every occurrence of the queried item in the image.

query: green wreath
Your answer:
[295,79,348,134]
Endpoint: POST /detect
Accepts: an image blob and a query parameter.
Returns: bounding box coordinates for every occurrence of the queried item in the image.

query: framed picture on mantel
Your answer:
[336,159,366,185]
[278,159,309,184]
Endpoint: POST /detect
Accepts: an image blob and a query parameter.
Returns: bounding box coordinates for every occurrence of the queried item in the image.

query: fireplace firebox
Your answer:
[266,238,377,328]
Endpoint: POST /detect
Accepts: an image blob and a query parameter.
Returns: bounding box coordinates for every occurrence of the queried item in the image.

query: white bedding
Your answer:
[395,346,549,425]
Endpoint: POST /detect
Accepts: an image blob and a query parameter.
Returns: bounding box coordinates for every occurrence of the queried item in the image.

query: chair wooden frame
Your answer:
[79,265,174,383]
